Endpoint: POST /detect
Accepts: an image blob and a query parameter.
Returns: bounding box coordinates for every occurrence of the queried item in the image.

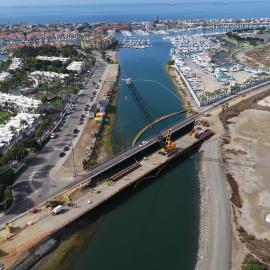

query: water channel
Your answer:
[39,34,200,270]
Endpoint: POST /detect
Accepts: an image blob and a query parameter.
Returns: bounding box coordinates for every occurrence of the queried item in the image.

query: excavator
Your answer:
[124,78,176,155]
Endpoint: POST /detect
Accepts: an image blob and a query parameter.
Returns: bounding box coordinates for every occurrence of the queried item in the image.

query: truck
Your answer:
[52,205,63,215]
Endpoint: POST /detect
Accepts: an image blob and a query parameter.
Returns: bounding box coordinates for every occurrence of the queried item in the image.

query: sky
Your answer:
[0,0,262,5]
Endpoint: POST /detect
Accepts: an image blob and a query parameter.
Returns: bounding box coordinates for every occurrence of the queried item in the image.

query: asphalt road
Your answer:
[0,61,107,224]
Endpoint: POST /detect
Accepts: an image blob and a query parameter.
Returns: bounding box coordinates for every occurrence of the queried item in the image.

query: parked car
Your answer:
[63,145,69,151]
[59,152,65,157]
[73,128,80,134]
[50,133,57,139]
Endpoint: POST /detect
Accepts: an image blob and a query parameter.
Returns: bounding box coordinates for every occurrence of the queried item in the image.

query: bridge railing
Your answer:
[80,115,196,178]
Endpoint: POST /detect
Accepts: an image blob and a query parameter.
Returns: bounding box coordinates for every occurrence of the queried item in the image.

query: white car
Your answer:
[50,133,57,139]
[139,141,148,147]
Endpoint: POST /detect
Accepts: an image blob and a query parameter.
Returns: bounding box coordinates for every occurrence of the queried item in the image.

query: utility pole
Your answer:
[70,140,76,177]
[221,103,229,126]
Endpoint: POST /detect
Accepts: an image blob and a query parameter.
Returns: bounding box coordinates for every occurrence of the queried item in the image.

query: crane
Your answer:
[123,78,176,155]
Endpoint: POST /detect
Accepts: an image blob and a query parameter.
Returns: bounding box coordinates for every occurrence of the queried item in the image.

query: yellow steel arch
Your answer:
[132,110,187,146]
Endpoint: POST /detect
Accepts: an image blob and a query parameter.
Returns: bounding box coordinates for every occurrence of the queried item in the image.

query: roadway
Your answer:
[0,61,107,224]
[202,139,231,270]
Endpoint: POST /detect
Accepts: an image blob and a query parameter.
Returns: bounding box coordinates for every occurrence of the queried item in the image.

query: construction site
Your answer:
[221,90,270,269]
[0,77,214,269]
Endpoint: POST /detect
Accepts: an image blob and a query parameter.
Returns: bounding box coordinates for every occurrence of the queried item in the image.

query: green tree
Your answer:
[0,167,15,185]
[22,138,40,150]
[167,60,175,65]
[244,262,264,270]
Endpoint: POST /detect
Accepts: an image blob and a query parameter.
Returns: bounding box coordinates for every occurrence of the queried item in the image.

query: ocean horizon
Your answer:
[0,1,269,24]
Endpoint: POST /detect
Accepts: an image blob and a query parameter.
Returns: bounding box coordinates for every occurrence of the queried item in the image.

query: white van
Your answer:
[52,205,63,215]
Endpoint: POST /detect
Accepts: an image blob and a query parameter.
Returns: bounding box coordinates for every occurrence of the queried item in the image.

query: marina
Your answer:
[120,38,152,49]
[165,30,270,107]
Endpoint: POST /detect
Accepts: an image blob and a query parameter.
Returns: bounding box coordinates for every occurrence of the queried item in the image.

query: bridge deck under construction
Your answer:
[0,129,213,269]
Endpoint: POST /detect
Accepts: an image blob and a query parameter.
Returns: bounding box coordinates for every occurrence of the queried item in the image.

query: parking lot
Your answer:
[0,60,108,224]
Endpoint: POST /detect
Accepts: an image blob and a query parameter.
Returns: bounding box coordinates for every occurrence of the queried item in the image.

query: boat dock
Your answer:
[120,38,152,49]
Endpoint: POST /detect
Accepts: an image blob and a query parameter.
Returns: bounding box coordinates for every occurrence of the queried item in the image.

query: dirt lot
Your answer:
[235,42,270,69]
[232,71,253,84]
[222,97,270,266]
[245,44,270,68]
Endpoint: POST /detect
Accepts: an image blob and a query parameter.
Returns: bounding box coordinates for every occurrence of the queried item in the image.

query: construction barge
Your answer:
[0,123,213,270]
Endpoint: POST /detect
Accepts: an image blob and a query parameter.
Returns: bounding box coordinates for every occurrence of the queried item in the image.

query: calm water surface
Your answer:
[0,1,269,24]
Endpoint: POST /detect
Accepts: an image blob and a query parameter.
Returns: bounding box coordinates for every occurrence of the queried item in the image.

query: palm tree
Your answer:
[20,119,28,135]
[200,95,206,105]
[9,125,17,135]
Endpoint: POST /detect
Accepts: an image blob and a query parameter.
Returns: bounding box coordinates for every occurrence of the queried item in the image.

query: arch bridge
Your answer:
[132,110,187,146]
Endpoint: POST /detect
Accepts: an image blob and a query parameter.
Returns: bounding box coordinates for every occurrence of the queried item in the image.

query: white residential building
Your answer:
[29,71,69,86]
[0,113,40,154]
[0,93,41,113]
[36,56,70,63]
[30,71,69,80]
[8,58,23,71]
[66,61,84,73]
[0,72,11,81]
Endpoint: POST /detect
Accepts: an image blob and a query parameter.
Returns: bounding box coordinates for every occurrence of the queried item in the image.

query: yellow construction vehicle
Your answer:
[192,129,197,139]
[159,129,176,155]
[90,188,101,193]
[107,180,114,186]
[5,223,15,233]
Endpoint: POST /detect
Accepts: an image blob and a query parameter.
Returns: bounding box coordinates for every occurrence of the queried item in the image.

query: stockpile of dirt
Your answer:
[226,173,242,208]
[219,88,270,124]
